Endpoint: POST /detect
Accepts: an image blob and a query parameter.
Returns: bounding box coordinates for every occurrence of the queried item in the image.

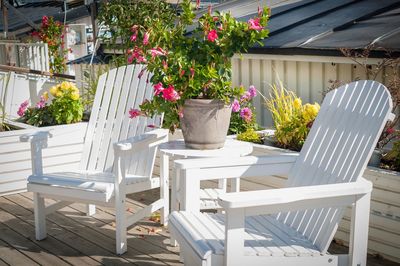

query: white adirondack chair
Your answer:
[169,80,395,266]
[21,64,169,255]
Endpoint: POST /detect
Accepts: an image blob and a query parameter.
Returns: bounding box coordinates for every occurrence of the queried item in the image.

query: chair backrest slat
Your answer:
[79,65,162,177]
[276,80,392,252]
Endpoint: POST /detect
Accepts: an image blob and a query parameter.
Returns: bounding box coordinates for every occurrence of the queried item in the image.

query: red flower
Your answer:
[162,85,180,102]
[248,18,263,31]
[207,29,218,42]
[387,127,395,135]
[42,16,49,27]
[129,108,141,118]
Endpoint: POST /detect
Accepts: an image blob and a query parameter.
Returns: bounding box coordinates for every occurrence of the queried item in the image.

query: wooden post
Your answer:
[89,1,97,47]
[1,0,8,38]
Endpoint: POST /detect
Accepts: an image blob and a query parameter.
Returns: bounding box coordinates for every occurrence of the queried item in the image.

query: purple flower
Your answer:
[248,85,257,98]
[17,100,29,117]
[240,107,252,122]
[232,99,240,112]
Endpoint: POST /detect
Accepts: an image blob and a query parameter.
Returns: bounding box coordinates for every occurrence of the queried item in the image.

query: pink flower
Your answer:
[232,99,240,112]
[130,33,137,42]
[17,100,29,117]
[190,68,195,78]
[240,91,251,101]
[248,18,263,31]
[178,110,184,118]
[150,47,166,58]
[127,47,146,64]
[240,107,252,122]
[248,85,257,98]
[179,69,185,77]
[154,82,164,96]
[129,108,141,119]
[143,32,150,46]
[207,29,218,42]
[36,96,46,109]
[162,85,180,102]
[162,60,168,70]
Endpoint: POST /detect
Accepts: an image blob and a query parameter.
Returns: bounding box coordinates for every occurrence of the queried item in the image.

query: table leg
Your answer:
[160,154,169,226]
[170,158,178,247]
[230,178,240,192]
[182,170,200,213]
[218,178,227,191]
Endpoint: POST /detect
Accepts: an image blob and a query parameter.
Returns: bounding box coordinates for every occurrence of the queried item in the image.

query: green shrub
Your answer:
[264,81,319,151]
[237,128,262,144]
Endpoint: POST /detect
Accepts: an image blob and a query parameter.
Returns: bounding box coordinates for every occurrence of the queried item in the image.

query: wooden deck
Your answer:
[0,188,398,266]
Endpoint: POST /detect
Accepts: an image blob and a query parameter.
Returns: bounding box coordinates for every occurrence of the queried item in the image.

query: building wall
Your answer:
[232,53,399,127]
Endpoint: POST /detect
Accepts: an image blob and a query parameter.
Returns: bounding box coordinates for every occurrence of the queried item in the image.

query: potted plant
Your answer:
[127,0,269,149]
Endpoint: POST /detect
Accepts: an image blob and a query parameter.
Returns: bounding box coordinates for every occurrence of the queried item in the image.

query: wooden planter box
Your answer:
[0,122,88,196]
[247,142,400,263]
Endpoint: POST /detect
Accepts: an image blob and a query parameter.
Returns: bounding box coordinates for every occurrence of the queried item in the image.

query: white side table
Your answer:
[159,139,252,216]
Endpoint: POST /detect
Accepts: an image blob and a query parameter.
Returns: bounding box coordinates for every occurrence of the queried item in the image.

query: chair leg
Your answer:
[349,192,371,266]
[115,197,127,254]
[33,192,47,240]
[86,204,96,216]
[160,154,169,226]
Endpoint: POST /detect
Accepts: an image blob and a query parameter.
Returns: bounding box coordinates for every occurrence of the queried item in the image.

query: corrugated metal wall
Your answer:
[232,53,398,127]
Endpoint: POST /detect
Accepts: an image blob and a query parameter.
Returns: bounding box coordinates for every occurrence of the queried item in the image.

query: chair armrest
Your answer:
[20,131,52,143]
[219,177,373,214]
[20,131,53,176]
[113,129,168,155]
[174,154,298,180]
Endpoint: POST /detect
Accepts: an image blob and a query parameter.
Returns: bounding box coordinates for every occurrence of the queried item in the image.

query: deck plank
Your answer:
[5,193,163,266]
[0,238,39,266]
[11,192,182,266]
[0,220,68,265]
[0,197,101,266]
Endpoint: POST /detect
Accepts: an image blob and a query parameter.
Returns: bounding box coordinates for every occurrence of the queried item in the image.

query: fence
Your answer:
[232,53,399,127]
[0,41,49,72]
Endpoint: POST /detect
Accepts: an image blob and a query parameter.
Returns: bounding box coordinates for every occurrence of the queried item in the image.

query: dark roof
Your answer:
[0,1,90,35]
[211,0,400,56]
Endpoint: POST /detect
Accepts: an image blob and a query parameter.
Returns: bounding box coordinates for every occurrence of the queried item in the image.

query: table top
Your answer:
[159,139,253,158]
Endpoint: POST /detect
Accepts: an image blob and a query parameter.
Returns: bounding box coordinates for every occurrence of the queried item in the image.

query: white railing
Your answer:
[0,41,49,72]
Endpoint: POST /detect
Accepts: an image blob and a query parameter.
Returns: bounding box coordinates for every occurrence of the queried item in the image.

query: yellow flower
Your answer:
[49,86,58,97]
[303,103,320,122]
[42,91,49,101]
[293,98,302,109]
[56,90,63,97]
[71,85,79,93]
[70,92,80,100]
[60,81,72,91]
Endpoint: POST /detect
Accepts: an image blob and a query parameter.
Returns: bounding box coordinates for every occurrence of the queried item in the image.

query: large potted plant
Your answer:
[127,0,269,149]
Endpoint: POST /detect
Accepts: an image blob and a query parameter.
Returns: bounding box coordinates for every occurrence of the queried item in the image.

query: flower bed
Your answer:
[0,122,87,196]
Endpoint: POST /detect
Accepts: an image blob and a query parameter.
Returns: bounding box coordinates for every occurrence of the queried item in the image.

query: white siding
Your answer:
[232,54,399,127]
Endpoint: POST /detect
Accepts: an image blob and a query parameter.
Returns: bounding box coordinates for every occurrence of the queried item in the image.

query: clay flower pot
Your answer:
[180,99,231,149]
